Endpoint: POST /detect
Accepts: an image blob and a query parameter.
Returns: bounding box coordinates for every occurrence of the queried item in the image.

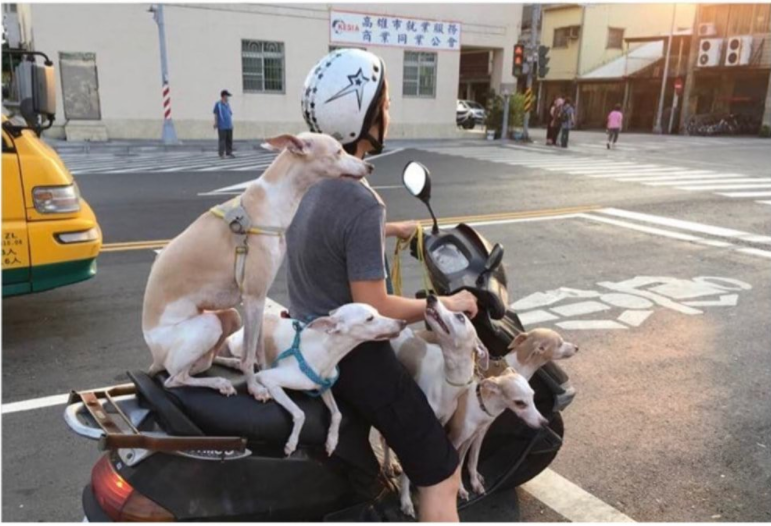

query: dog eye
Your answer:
[514,400,527,409]
[366,316,374,322]
[337,149,343,156]
[455,313,465,321]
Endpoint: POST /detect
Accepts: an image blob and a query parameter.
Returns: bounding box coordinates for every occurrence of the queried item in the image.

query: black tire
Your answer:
[497,413,564,490]
[463,120,476,129]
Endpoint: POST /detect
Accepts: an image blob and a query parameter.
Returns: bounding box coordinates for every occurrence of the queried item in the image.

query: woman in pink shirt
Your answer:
[607,104,623,149]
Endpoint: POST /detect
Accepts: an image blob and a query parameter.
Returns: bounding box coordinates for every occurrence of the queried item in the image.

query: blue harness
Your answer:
[271,320,339,397]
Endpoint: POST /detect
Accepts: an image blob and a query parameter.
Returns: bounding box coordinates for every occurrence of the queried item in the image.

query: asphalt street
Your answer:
[2,130,770,521]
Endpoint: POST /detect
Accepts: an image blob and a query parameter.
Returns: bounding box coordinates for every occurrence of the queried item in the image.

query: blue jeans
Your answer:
[560,128,570,147]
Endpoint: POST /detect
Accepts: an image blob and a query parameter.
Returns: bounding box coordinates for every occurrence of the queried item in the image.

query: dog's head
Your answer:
[481,368,547,429]
[308,303,406,342]
[506,328,578,370]
[262,132,373,181]
[424,294,489,370]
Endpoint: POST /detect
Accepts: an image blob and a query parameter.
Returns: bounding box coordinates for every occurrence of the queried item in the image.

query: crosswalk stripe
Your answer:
[678,182,771,191]
[589,168,702,178]
[566,163,657,173]
[653,177,771,187]
[640,174,748,184]
[718,190,771,197]
[757,201,771,205]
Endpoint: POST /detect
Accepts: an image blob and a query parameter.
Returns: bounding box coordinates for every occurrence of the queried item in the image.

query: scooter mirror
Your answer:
[402,161,431,202]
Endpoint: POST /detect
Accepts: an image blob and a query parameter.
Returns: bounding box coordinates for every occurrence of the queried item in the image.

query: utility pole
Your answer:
[501,88,510,142]
[668,36,685,134]
[654,3,677,134]
[150,4,180,145]
[522,4,540,141]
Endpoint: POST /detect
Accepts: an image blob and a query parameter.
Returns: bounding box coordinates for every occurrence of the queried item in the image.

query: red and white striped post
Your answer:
[151,4,179,144]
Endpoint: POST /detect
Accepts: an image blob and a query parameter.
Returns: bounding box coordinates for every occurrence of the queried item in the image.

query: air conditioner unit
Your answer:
[697,38,723,68]
[725,35,753,66]
[698,22,717,37]
[568,26,580,39]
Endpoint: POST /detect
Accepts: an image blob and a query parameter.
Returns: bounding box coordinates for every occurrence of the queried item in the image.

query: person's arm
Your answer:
[351,280,478,324]
[385,221,418,240]
[213,103,219,128]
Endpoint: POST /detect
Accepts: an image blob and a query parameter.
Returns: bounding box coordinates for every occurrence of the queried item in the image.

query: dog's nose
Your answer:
[365,162,374,173]
[574,346,579,353]
[426,294,438,306]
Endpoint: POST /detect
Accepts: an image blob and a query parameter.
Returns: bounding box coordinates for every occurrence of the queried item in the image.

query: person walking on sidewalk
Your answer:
[606,104,623,149]
[213,89,235,158]
[559,97,575,148]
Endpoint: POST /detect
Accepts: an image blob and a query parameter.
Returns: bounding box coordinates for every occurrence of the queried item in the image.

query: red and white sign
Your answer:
[674,77,684,93]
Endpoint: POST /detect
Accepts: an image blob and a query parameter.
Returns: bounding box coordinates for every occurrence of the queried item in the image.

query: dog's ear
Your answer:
[307,316,342,334]
[261,134,309,156]
[480,378,501,397]
[509,332,529,350]
[475,339,490,371]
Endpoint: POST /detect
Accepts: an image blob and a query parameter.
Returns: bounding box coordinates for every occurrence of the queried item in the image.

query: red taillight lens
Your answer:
[91,454,174,521]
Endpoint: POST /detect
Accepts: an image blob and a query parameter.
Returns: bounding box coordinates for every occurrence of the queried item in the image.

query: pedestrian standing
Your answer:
[213,89,235,158]
[547,97,564,146]
[559,97,575,148]
[606,103,623,149]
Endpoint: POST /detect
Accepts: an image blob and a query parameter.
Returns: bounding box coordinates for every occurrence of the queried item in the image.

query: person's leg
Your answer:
[613,128,619,144]
[218,129,225,157]
[332,340,460,521]
[226,129,234,156]
[560,128,568,147]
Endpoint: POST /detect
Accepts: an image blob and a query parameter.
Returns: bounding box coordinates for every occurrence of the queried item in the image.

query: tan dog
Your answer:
[453,328,578,498]
[142,133,373,398]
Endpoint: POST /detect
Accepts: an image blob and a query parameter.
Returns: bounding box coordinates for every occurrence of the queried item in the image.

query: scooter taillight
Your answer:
[91,454,174,521]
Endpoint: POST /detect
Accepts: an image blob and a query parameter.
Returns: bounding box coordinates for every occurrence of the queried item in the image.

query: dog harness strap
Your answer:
[476,383,494,417]
[210,197,286,291]
[271,320,339,397]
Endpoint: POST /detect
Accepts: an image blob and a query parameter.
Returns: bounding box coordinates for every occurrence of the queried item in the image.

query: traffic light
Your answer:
[537,45,550,78]
[513,43,524,77]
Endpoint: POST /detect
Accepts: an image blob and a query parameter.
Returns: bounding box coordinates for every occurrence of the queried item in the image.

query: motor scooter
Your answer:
[65,161,575,521]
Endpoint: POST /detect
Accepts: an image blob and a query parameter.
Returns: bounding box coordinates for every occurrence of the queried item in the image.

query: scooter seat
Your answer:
[133,366,349,449]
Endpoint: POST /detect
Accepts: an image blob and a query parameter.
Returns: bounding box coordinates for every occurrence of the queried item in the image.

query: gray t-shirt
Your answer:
[286,178,386,321]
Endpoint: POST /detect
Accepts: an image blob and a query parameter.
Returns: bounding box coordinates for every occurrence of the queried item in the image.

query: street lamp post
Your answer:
[522,4,541,142]
[150,4,180,145]
[654,4,677,134]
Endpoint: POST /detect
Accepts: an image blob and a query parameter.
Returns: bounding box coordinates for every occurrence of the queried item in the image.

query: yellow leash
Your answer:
[390,223,434,297]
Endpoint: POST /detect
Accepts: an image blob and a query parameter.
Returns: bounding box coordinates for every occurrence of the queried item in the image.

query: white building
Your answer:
[11,3,523,140]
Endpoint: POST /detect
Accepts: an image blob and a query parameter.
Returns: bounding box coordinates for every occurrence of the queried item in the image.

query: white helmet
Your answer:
[301,49,386,154]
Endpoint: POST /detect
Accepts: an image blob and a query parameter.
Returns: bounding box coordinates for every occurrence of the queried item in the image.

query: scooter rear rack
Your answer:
[67,384,247,453]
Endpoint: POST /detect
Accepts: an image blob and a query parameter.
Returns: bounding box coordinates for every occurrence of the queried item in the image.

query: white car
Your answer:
[456,99,487,128]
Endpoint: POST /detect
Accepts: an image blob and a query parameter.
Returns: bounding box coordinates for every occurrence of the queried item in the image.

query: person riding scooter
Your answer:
[291,49,478,522]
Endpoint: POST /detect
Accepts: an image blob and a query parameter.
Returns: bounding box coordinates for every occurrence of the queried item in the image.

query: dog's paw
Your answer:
[248,382,271,402]
[216,380,237,397]
[400,497,416,518]
[458,484,470,501]
[284,440,298,457]
[470,477,486,495]
[325,437,339,457]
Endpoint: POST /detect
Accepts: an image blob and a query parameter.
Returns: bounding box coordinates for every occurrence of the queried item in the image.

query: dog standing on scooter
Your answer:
[142,133,373,399]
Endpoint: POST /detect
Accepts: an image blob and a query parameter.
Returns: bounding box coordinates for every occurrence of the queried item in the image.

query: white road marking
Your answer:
[757,200,771,205]
[639,174,747,184]
[588,169,703,178]
[2,393,72,414]
[617,310,653,327]
[736,247,771,259]
[682,294,738,307]
[551,300,610,317]
[718,190,771,197]
[596,208,759,241]
[557,320,628,330]
[679,182,771,191]
[523,466,633,521]
[578,213,732,247]
[518,309,560,325]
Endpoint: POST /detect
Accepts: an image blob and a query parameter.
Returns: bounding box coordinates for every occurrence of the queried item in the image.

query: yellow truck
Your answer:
[2,51,102,297]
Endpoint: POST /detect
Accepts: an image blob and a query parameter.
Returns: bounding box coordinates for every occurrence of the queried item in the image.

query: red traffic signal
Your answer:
[513,43,525,77]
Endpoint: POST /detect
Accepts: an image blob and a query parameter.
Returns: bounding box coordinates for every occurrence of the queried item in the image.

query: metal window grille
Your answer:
[553,27,569,48]
[403,51,437,98]
[241,40,284,93]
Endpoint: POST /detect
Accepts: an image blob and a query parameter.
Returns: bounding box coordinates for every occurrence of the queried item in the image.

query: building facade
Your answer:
[537,3,696,130]
[8,3,523,141]
[679,3,771,133]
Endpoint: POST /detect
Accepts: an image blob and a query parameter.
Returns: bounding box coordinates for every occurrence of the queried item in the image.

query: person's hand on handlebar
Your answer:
[386,221,419,240]
[440,290,479,319]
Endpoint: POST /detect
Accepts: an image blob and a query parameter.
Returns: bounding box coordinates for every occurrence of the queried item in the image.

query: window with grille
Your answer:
[607,27,624,49]
[403,51,437,98]
[753,4,770,33]
[553,27,570,48]
[241,40,284,93]
[728,4,754,35]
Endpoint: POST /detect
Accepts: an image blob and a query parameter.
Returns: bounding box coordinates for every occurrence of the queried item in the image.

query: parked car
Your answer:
[457,99,487,129]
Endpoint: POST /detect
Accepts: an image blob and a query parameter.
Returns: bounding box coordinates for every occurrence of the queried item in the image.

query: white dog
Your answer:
[224,304,406,457]
[142,133,372,400]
